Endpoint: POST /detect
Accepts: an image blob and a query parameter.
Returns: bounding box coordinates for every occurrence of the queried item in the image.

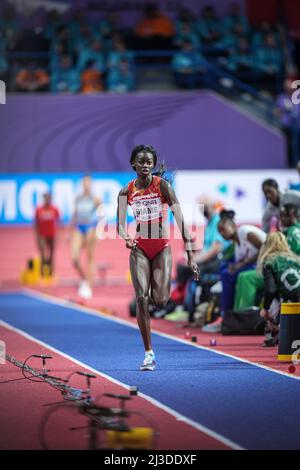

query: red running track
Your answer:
[0,324,229,450]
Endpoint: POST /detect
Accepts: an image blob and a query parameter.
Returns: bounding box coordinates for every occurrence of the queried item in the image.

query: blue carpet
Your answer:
[0,292,299,450]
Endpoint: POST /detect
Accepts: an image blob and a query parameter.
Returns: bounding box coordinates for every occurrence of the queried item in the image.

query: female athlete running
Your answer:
[117,145,199,371]
[71,175,101,299]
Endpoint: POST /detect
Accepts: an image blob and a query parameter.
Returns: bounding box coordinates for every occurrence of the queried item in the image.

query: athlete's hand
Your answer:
[187,252,200,281]
[125,238,137,250]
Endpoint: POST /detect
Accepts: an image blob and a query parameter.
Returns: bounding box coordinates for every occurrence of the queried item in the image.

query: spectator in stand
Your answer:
[262,179,300,233]
[107,35,134,68]
[252,21,278,48]
[226,36,254,73]
[275,78,300,166]
[81,60,104,94]
[51,55,80,93]
[50,25,73,58]
[35,192,60,277]
[0,4,20,48]
[107,58,135,92]
[202,210,266,333]
[175,8,196,36]
[255,33,283,76]
[68,10,90,43]
[0,36,8,80]
[77,39,105,72]
[280,204,300,255]
[223,2,249,36]
[174,21,200,50]
[15,62,49,92]
[134,3,174,50]
[43,10,64,41]
[172,39,207,88]
[195,5,223,46]
[275,78,300,127]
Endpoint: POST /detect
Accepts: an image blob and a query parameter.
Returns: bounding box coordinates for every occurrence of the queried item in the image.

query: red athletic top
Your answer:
[127,175,168,225]
[35,205,60,238]
[127,176,170,260]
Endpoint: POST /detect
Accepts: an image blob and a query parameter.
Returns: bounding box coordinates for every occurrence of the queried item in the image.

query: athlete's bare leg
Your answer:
[151,246,172,309]
[71,230,86,280]
[86,228,97,287]
[130,247,152,351]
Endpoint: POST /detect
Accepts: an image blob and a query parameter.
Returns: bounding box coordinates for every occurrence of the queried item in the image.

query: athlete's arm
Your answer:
[117,185,136,249]
[161,179,200,280]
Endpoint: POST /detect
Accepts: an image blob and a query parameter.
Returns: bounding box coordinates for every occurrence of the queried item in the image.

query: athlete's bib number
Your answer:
[132,197,163,223]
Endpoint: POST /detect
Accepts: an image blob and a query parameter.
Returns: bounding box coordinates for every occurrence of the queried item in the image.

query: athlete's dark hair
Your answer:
[219,209,236,223]
[262,179,279,191]
[130,144,168,179]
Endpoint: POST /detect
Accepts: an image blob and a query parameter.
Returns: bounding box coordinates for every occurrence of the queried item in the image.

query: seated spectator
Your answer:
[262,179,300,232]
[106,59,135,92]
[43,10,64,41]
[0,4,20,48]
[134,3,174,49]
[51,55,80,93]
[202,210,266,333]
[255,33,283,76]
[175,8,196,36]
[80,60,104,94]
[107,36,134,68]
[93,12,121,41]
[280,204,300,255]
[223,2,249,36]
[174,21,200,50]
[0,36,8,79]
[226,36,255,73]
[258,232,300,346]
[195,5,223,46]
[15,62,49,92]
[172,40,207,89]
[176,198,230,287]
[68,9,90,43]
[251,21,278,48]
[77,39,105,72]
[234,203,300,312]
[275,78,300,126]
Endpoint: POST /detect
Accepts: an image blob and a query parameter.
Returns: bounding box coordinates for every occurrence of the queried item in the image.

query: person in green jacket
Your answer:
[258,232,300,346]
[234,203,300,311]
[280,203,300,255]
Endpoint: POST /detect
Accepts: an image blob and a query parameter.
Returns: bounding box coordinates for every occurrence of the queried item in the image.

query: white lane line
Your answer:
[21,288,300,382]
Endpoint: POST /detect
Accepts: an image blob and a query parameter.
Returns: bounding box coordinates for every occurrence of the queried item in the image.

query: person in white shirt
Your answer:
[202,209,266,333]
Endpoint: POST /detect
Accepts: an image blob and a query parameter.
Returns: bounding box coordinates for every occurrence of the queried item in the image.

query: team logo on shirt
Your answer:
[280,268,300,291]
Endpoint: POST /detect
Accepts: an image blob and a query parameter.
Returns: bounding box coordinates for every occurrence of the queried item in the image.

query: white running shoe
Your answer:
[140,352,156,371]
[78,280,92,299]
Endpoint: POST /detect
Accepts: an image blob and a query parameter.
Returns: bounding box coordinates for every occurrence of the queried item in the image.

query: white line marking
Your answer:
[21,288,300,382]
[0,319,242,450]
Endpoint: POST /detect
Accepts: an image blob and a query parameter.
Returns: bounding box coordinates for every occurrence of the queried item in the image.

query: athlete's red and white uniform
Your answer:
[127,175,170,260]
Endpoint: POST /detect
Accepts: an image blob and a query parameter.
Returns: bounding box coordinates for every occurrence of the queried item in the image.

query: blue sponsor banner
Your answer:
[0,173,134,225]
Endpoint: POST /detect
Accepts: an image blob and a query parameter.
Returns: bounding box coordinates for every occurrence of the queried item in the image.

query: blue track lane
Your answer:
[0,292,299,450]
